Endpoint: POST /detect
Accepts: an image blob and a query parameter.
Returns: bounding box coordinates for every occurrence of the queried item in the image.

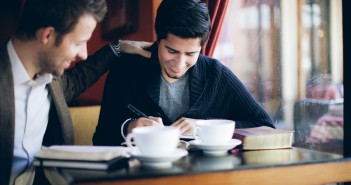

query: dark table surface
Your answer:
[46,147,348,184]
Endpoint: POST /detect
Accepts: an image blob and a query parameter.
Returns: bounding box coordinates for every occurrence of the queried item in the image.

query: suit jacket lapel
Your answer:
[0,42,15,185]
[48,78,74,145]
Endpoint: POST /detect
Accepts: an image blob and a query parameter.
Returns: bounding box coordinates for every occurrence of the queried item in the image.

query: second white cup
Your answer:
[192,119,235,145]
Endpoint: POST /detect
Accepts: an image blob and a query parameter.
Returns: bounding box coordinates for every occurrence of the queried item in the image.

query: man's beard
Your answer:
[37,51,62,76]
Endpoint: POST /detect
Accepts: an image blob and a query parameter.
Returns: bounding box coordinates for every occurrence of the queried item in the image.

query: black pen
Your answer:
[127,104,148,118]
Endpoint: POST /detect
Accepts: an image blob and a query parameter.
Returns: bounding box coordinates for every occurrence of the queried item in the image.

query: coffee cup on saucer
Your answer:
[192,119,235,145]
[126,126,180,157]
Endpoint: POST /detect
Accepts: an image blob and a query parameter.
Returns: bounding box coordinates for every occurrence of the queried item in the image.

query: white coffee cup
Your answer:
[192,119,235,145]
[126,126,180,157]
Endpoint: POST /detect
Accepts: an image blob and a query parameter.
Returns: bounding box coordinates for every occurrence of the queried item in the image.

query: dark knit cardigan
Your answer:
[93,43,274,146]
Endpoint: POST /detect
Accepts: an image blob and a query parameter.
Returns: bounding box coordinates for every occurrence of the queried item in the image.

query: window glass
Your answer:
[213,0,343,154]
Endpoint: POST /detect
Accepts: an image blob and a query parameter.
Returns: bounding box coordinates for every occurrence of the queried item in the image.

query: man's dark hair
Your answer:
[15,0,107,46]
[155,0,211,46]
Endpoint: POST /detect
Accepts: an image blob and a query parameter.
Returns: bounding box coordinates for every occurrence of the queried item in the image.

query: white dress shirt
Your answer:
[7,40,53,185]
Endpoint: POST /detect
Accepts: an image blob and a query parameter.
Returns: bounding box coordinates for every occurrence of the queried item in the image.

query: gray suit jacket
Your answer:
[0,41,117,185]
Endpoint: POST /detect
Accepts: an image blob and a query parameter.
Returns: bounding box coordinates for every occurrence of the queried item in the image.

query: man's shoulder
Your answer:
[197,55,230,72]
[198,54,218,63]
[113,54,151,68]
[107,54,156,83]
[196,55,238,81]
[198,55,225,68]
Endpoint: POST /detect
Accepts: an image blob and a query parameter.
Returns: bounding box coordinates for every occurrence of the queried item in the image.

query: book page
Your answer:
[235,126,293,136]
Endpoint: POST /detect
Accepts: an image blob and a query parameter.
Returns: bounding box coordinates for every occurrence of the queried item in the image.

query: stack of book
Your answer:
[34,145,132,170]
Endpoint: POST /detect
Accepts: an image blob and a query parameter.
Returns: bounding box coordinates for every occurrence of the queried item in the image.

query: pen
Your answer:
[127,104,148,118]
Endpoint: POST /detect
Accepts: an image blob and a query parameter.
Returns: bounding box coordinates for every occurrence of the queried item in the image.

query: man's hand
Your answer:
[120,40,152,58]
[171,117,203,135]
[127,116,163,133]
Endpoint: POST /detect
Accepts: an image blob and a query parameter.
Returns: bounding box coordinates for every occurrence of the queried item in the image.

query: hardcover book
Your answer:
[34,145,132,170]
[233,126,294,150]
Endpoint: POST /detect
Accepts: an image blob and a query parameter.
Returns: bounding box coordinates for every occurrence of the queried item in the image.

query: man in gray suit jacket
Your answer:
[0,0,150,184]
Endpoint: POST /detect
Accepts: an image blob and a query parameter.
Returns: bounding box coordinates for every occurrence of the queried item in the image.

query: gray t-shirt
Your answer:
[159,73,190,122]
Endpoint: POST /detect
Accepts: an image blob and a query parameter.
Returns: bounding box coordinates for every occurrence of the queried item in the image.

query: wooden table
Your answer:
[44,148,351,185]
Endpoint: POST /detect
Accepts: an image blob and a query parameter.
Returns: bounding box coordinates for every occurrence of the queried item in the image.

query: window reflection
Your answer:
[213,0,343,154]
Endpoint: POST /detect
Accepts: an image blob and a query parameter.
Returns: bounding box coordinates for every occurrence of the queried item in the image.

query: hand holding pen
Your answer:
[127,104,164,132]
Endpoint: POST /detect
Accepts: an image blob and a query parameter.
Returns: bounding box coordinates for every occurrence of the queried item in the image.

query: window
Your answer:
[213,0,343,154]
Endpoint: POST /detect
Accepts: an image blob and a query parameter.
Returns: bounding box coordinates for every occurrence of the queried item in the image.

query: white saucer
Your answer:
[189,139,242,156]
[180,134,194,140]
[129,148,188,168]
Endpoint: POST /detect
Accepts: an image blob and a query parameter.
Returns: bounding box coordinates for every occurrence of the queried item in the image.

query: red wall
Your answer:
[0,0,157,106]
[75,0,156,106]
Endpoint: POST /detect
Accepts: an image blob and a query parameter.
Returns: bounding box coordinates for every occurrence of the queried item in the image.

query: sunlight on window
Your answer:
[213,0,343,154]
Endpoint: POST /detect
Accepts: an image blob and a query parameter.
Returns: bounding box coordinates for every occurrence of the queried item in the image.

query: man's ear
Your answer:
[37,27,55,45]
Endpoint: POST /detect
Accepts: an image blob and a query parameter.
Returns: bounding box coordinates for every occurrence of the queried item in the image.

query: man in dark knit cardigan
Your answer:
[93,0,275,146]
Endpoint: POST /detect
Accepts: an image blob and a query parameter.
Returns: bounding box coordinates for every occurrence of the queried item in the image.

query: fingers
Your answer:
[139,50,151,58]
[136,41,152,58]
[127,116,165,134]
[118,40,152,58]
[171,119,192,135]
[178,124,192,135]
[171,118,184,127]
[148,116,164,126]
[140,41,153,49]
[135,117,161,127]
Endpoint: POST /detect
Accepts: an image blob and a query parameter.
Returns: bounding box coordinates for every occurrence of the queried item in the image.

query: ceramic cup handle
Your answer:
[192,127,200,141]
[125,133,135,148]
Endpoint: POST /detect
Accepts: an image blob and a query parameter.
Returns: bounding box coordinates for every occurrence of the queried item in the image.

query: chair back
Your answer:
[69,106,101,145]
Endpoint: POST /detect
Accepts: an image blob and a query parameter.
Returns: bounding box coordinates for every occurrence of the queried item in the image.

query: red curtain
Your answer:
[201,0,230,57]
